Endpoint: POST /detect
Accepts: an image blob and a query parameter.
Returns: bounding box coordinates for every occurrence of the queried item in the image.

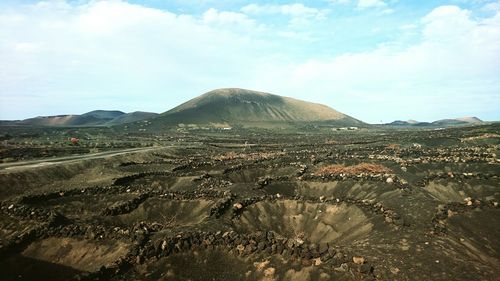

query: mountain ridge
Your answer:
[4,110,158,127]
[386,116,483,127]
[157,88,364,127]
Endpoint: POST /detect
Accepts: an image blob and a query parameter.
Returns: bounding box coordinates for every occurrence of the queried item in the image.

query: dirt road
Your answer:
[0,147,160,171]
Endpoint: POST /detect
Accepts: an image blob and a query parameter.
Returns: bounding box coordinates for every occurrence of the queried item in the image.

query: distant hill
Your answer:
[5,110,156,127]
[432,116,483,126]
[17,115,81,126]
[387,120,411,126]
[68,110,125,126]
[387,120,432,126]
[386,117,483,127]
[80,110,125,120]
[153,88,364,128]
[106,111,158,125]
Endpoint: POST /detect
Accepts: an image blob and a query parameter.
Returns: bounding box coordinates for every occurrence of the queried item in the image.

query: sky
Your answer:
[0,0,499,123]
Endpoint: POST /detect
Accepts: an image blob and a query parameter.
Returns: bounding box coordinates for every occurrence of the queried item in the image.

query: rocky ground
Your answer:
[0,124,499,280]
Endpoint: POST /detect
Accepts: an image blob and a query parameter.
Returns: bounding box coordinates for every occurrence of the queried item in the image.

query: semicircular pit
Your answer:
[115,174,199,192]
[298,180,399,197]
[122,249,258,281]
[28,193,137,219]
[224,167,296,184]
[233,200,386,245]
[263,181,297,197]
[424,179,500,202]
[101,198,216,227]
[447,208,500,265]
[0,237,130,281]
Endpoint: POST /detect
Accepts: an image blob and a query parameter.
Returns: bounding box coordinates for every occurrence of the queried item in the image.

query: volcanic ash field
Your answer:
[0,125,499,280]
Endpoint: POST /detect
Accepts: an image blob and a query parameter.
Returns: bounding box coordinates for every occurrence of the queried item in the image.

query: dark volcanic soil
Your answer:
[0,124,499,280]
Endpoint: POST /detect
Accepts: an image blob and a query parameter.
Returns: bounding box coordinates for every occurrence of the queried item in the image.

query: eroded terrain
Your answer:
[0,124,499,280]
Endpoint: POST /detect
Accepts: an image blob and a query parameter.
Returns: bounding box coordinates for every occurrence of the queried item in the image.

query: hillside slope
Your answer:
[106,112,158,125]
[157,88,364,127]
[8,110,156,127]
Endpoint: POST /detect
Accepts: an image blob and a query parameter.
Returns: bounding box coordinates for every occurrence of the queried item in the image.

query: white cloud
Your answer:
[76,1,173,35]
[277,31,317,42]
[282,4,325,18]
[242,3,327,22]
[327,0,351,4]
[422,6,475,40]
[202,8,254,27]
[241,3,328,27]
[357,0,387,9]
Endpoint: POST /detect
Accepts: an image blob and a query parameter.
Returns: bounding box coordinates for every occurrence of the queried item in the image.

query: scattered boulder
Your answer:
[352,256,365,265]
